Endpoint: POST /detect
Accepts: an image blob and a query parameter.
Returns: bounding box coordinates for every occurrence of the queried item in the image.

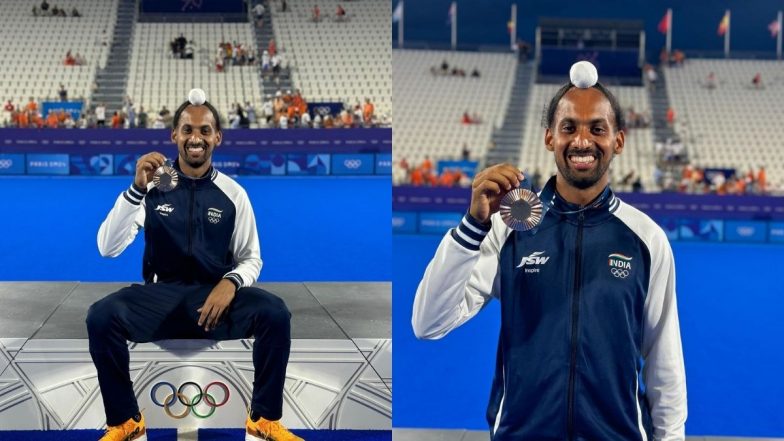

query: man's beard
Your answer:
[181,142,210,168]
[556,146,611,190]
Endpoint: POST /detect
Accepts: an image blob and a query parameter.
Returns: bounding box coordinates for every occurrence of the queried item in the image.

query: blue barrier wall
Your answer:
[0,176,390,282]
[393,234,784,436]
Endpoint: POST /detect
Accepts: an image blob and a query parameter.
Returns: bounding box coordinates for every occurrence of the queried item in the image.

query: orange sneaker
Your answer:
[245,414,304,441]
[99,413,147,441]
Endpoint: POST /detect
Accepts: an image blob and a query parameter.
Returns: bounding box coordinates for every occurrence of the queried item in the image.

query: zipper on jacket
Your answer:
[567,212,585,441]
[187,181,195,256]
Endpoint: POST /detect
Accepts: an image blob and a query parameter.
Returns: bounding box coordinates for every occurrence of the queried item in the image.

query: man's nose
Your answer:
[572,128,592,148]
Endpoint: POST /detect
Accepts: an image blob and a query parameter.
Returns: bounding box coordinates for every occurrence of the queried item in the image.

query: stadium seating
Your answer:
[0,0,116,107]
[270,0,391,118]
[519,84,655,190]
[127,23,262,119]
[664,59,784,189]
[392,49,517,165]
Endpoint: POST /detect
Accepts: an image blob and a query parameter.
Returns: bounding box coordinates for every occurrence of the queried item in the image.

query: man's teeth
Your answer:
[570,155,595,164]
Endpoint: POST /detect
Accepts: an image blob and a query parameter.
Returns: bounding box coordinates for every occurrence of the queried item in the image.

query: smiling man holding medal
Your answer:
[88,89,303,441]
[412,62,687,440]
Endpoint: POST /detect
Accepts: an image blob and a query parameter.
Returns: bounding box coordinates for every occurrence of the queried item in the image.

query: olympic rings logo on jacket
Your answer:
[150,381,230,419]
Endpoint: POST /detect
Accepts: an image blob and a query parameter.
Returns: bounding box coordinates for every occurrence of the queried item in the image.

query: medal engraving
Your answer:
[499,188,543,231]
[152,159,178,192]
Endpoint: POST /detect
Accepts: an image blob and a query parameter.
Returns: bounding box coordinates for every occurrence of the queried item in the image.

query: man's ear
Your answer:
[614,129,625,155]
[545,128,554,152]
[170,127,177,144]
[214,129,222,146]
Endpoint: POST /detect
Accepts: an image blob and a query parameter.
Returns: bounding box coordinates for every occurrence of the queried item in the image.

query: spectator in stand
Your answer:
[281,0,288,12]
[644,64,657,91]
[461,143,470,161]
[26,97,38,113]
[672,49,685,66]
[410,167,424,186]
[268,39,277,57]
[335,4,346,21]
[246,101,256,125]
[33,6,39,16]
[292,90,307,118]
[287,102,299,126]
[438,169,456,187]
[151,115,165,129]
[41,0,50,12]
[137,106,148,128]
[46,110,59,128]
[470,68,481,78]
[58,84,68,102]
[64,50,76,66]
[183,41,194,59]
[421,156,433,174]
[262,94,274,125]
[300,110,311,128]
[758,166,767,193]
[127,105,136,128]
[340,109,353,127]
[666,107,675,127]
[261,50,271,73]
[752,73,762,89]
[362,98,374,125]
[253,2,265,26]
[75,53,86,65]
[4,100,14,112]
[312,5,321,22]
[52,5,60,16]
[111,111,122,129]
[703,72,717,90]
[71,7,81,17]
[271,53,282,77]
[95,103,106,127]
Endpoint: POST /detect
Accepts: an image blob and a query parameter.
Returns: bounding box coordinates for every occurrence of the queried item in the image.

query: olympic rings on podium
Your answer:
[150,381,230,419]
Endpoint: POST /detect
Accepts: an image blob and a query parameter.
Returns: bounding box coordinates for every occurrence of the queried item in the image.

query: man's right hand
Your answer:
[134,152,167,189]
[469,164,525,224]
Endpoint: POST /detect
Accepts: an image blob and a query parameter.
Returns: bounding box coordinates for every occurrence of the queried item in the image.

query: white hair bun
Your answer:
[569,61,598,89]
[188,88,207,105]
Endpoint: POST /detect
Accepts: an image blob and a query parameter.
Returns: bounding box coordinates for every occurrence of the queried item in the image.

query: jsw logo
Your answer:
[155,204,174,213]
[516,251,550,268]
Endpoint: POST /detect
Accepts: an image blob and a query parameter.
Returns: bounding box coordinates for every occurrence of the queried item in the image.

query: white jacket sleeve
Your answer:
[412,213,510,340]
[222,188,262,288]
[97,184,146,257]
[642,231,687,441]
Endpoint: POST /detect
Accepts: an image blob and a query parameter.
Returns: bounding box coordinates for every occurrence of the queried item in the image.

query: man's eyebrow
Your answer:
[558,117,609,125]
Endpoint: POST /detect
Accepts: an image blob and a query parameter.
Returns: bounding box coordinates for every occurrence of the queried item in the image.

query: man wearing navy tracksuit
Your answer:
[413,82,687,440]
[88,97,302,440]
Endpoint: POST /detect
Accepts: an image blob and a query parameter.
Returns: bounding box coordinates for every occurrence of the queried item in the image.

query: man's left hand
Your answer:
[197,279,236,332]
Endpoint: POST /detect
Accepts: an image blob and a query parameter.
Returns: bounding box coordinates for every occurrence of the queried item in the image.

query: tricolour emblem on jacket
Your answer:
[608,253,632,278]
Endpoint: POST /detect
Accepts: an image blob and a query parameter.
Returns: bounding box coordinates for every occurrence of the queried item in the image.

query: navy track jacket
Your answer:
[412,187,686,441]
[97,162,261,288]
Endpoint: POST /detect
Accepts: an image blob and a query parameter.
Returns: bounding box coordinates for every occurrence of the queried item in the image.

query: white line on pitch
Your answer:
[177,427,198,440]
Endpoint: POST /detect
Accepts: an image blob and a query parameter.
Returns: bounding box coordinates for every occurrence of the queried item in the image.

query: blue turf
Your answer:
[0,176,391,282]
